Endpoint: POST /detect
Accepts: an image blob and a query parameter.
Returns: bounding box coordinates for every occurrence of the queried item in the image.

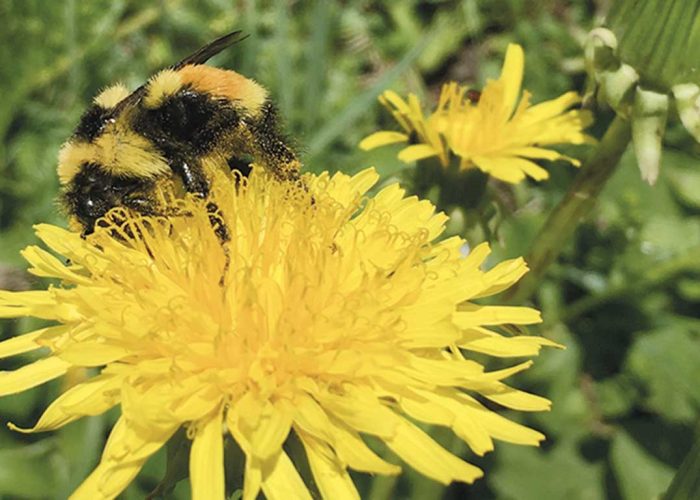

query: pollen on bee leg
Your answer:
[94,83,130,109]
[144,69,183,109]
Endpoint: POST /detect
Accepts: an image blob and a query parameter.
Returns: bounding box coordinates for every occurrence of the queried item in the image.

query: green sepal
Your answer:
[672,83,700,143]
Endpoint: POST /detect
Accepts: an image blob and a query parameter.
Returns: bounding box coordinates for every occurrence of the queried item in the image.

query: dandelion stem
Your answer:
[507,115,632,303]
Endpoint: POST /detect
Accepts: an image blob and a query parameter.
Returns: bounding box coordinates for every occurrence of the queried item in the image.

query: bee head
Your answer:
[61,162,155,234]
[58,84,171,188]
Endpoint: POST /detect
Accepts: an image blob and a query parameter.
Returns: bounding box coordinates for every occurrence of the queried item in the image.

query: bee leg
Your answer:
[204,201,231,287]
[170,157,210,198]
[170,157,231,284]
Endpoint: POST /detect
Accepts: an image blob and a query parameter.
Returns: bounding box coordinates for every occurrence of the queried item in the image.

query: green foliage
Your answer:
[1,1,699,499]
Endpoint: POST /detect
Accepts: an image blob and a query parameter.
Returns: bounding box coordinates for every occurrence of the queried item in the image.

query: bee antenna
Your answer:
[173,30,249,69]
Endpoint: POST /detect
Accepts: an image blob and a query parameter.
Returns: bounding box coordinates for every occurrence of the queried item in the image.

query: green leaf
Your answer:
[665,160,700,210]
[664,425,700,500]
[611,430,675,500]
[57,414,107,497]
[490,442,605,500]
[625,328,700,422]
[595,375,639,418]
[147,428,190,499]
[678,278,700,301]
[0,441,59,497]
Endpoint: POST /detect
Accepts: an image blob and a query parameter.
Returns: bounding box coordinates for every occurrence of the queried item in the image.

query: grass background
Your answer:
[1,1,699,498]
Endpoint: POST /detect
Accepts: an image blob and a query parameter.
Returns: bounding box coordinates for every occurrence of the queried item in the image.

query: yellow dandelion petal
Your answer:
[381,89,412,115]
[364,90,450,166]
[397,144,440,162]
[522,91,581,121]
[9,373,121,433]
[454,304,542,327]
[58,341,130,366]
[358,130,409,150]
[191,408,225,500]
[242,458,263,500]
[316,388,398,438]
[0,290,80,322]
[261,451,313,500]
[474,257,530,298]
[325,419,401,475]
[21,245,92,284]
[299,432,360,500]
[228,394,292,460]
[71,417,178,500]
[459,394,545,446]
[481,385,552,412]
[500,43,525,115]
[460,327,562,358]
[385,416,484,484]
[0,357,70,397]
[0,327,47,359]
[0,165,557,498]
[408,387,495,456]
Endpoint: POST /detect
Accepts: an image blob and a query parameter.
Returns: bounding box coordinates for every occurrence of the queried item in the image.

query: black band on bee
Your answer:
[73,105,112,141]
[134,87,240,156]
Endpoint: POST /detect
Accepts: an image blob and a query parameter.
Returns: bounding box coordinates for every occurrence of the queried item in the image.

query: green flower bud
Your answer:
[585,0,700,183]
[632,87,669,184]
[672,83,700,142]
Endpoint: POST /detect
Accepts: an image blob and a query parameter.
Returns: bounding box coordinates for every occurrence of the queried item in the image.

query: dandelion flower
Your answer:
[0,167,559,499]
[361,44,593,183]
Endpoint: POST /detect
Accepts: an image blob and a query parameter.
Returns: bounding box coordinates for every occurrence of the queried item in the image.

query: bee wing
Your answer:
[113,31,248,113]
[172,30,248,69]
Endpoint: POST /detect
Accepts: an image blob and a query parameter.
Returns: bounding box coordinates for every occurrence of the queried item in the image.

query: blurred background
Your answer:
[1,1,699,498]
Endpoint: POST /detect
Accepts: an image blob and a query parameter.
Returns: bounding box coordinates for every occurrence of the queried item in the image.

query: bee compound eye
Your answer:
[82,196,107,218]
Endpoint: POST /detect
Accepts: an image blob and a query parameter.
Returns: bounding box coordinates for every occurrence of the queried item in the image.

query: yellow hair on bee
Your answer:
[178,65,268,115]
[144,69,183,109]
[93,83,130,109]
[57,121,171,184]
[58,142,97,184]
[95,125,170,178]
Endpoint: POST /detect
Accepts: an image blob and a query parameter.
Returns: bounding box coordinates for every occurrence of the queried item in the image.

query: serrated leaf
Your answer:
[611,430,674,500]
[490,442,605,500]
[625,328,700,422]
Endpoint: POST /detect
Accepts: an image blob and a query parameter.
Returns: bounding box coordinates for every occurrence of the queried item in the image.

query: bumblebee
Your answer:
[58,31,301,236]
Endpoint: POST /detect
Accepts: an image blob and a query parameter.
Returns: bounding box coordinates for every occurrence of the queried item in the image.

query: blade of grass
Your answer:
[302,0,333,134]
[274,0,293,120]
[306,31,434,163]
[664,420,700,500]
[238,0,259,77]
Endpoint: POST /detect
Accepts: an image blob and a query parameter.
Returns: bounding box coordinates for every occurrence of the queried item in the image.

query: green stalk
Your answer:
[561,245,700,323]
[507,115,631,303]
[663,420,700,499]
